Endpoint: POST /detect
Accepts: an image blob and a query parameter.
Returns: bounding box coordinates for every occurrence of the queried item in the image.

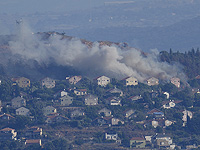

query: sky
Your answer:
[0,0,105,14]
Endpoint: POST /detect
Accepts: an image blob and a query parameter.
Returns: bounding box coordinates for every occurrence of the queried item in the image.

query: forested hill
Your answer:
[160,48,200,79]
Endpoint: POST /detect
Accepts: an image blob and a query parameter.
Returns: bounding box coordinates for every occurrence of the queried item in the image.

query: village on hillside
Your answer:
[0,73,199,150]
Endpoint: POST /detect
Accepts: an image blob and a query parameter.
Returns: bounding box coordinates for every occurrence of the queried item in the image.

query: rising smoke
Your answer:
[8,22,186,82]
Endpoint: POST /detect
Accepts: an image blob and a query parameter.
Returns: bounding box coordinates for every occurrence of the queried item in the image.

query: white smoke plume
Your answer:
[8,22,186,82]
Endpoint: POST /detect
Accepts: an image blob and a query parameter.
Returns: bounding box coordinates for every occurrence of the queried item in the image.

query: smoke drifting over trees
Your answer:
[7,22,185,82]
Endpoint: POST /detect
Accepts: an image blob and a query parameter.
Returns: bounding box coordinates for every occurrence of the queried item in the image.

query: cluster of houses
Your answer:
[0,74,192,149]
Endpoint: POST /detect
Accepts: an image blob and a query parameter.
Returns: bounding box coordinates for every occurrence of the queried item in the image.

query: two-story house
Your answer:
[94,76,110,87]
[170,77,180,88]
[16,107,30,116]
[121,76,138,86]
[67,76,82,84]
[74,89,87,96]
[146,77,159,86]
[12,77,30,88]
[106,97,121,106]
[11,96,26,109]
[43,106,57,116]
[41,77,56,88]
[60,95,73,106]
[84,94,98,105]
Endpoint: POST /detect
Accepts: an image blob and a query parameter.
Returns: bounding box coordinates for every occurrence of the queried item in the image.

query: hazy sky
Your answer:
[0,0,106,14]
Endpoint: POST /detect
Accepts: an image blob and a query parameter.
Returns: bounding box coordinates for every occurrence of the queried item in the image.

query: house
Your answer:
[162,100,182,109]
[128,95,143,101]
[124,109,135,118]
[25,139,42,146]
[46,114,69,124]
[151,119,173,128]
[74,89,87,96]
[121,76,138,86]
[130,137,146,149]
[60,95,73,106]
[16,107,30,116]
[95,117,112,126]
[11,96,26,109]
[98,108,112,117]
[171,77,180,88]
[0,128,17,141]
[153,134,174,149]
[0,113,15,121]
[41,77,56,88]
[106,97,121,106]
[84,94,98,105]
[43,106,57,116]
[25,126,42,138]
[70,109,85,118]
[67,76,82,84]
[54,90,68,98]
[12,77,30,88]
[93,75,110,87]
[146,77,159,86]
[107,86,123,96]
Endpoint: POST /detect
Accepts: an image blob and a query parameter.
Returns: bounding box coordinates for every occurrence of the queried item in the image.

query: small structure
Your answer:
[147,108,163,117]
[105,132,118,141]
[124,109,135,118]
[60,95,73,106]
[16,107,30,116]
[74,89,87,96]
[111,118,124,125]
[84,94,98,105]
[67,76,82,84]
[11,96,26,109]
[12,77,30,88]
[130,137,146,149]
[106,97,121,106]
[121,76,138,86]
[94,75,110,87]
[146,77,159,86]
[0,128,17,141]
[98,108,112,117]
[43,106,57,116]
[128,95,143,101]
[41,77,56,88]
[25,139,42,146]
[170,77,180,88]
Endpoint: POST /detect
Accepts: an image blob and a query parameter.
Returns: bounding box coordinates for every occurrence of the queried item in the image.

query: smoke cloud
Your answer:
[8,22,186,82]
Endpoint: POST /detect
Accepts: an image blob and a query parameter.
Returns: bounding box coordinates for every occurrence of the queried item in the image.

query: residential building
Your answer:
[84,94,98,105]
[41,77,56,88]
[107,86,123,96]
[128,95,143,101]
[124,109,135,118]
[12,77,30,88]
[11,96,26,109]
[94,76,110,87]
[25,126,42,138]
[25,139,42,146]
[182,110,193,126]
[74,89,87,96]
[0,113,15,122]
[130,137,146,149]
[121,76,138,86]
[16,107,30,116]
[0,128,17,141]
[153,134,174,149]
[98,108,112,117]
[146,77,159,86]
[106,97,121,106]
[60,95,73,106]
[54,90,68,98]
[111,118,124,125]
[68,76,82,84]
[43,106,57,116]
[46,114,69,124]
[71,109,85,118]
[171,77,180,88]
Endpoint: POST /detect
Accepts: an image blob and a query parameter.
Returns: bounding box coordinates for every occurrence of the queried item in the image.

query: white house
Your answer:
[94,76,110,87]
